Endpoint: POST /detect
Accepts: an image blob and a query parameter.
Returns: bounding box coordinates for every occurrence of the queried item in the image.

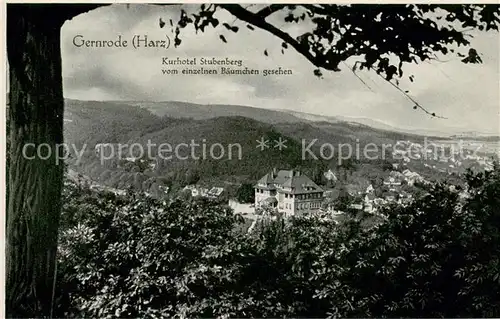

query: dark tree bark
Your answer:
[5,5,107,317]
[6,5,108,317]
[6,6,67,318]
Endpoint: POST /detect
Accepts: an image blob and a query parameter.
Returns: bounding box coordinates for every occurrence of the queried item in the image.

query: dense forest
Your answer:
[64,99,458,195]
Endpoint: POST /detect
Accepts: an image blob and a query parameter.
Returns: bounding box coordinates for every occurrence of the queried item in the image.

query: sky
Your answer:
[59,4,500,135]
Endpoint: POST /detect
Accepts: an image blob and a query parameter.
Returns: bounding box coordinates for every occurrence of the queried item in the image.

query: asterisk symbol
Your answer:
[256,137,270,151]
[274,137,287,150]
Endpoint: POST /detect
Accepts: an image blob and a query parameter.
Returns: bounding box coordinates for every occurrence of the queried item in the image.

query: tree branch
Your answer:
[301,4,334,16]
[219,4,339,72]
[371,68,447,119]
[342,61,374,92]
[255,4,289,18]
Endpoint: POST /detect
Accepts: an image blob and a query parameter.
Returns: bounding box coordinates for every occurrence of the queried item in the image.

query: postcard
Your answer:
[4,2,500,318]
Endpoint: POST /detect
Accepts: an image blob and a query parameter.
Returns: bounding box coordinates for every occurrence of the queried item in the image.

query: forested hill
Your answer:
[64,98,429,147]
[62,99,429,194]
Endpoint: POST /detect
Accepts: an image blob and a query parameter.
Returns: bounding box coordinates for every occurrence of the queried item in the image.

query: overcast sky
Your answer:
[60,4,500,135]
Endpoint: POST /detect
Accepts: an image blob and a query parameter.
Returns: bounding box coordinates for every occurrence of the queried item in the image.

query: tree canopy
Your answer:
[55,164,500,318]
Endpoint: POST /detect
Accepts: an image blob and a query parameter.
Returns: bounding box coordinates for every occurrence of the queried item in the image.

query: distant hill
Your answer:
[63,99,427,159]
[63,100,336,193]
[127,100,305,124]
[129,99,476,140]
[277,109,462,139]
[122,99,443,141]
[63,98,485,195]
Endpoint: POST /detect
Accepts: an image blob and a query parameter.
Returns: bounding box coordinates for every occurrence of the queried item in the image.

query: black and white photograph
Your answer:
[4,2,500,318]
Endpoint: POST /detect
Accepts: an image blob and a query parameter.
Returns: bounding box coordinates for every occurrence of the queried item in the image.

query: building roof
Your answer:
[272,170,294,185]
[255,169,324,195]
[207,187,224,197]
[257,173,275,185]
[281,175,323,194]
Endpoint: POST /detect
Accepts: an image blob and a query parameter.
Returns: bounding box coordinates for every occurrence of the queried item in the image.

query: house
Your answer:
[363,193,376,213]
[183,185,210,197]
[366,184,374,194]
[324,169,338,182]
[207,187,224,198]
[254,169,324,217]
[383,176,402,187]
[401,169,423,186]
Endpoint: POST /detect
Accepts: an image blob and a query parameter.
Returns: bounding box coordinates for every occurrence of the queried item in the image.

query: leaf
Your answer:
[264,49,268,56]
[314,69,323,78]
[231,26,239,33]
[210,18,219,28]
[282,42,288,49]
[159,18,165,29]
[219,35,227,43]
[247,24,255,30]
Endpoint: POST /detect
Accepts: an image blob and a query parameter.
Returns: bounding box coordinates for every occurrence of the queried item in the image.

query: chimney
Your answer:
[272,167,277,178]
[289,170,294,178]
[295,170,301,177]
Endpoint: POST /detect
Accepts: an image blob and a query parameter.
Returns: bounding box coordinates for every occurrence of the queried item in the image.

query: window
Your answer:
[285,194,288,198]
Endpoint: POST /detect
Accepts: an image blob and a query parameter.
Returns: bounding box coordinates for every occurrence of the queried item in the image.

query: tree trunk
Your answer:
[6,6,66,318]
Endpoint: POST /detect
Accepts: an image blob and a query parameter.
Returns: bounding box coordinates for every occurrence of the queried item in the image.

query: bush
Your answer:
[235,183,255,204]
[55,164,500,318]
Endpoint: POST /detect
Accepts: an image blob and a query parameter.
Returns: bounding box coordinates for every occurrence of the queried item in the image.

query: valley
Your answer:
[63,99,498,209]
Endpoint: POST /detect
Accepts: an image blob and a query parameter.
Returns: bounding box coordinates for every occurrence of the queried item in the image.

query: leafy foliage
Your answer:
[166,4,499,117]
[235,183,255,203]
[172,4,499,80]
[56,163,500,318]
